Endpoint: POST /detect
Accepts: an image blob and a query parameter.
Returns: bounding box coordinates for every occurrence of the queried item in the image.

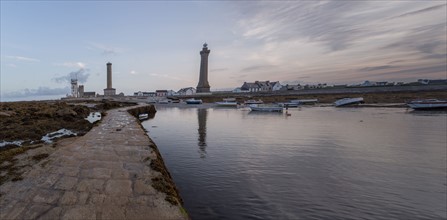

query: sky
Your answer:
[1,1,446,101]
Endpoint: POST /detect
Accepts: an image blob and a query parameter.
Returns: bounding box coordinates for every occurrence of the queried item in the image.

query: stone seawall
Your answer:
[0,105,188,219]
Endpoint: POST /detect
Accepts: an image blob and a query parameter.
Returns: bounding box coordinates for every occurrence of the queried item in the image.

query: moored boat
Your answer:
[185,98,203,104]
[290,99,319,105]
[249,104,283,112]
[215,100,238,107]
[244,99,263,104]
[138,113,149,120]
[407,99,447,110]
[278,102,300,108]
[334,97,364,107]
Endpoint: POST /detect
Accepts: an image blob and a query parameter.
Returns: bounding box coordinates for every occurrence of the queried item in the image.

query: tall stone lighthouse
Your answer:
[196,43,211,93]
[103,62,116,96]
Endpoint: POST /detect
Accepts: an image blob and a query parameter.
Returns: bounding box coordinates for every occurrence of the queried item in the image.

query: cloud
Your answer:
[210,68,229,72]
[54,62,86,68]
[150,73,193,82]
[359,65,397,72]
[5,55,40,62]
[130,70,137,75]
[87,42,118,55]
[392,4,446,19]
[241,65,276,72]
[2,86,69,98]
[53,68,90,84]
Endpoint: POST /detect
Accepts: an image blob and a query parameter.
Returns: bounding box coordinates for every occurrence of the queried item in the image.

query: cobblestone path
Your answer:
[0,107,186,219]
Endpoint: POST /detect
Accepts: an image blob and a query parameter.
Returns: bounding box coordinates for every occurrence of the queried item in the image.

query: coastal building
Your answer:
[196,43,211,93]
[167,90,177,96]
[104,62,116,96]
[83,92,96,98]
[177,87,196,95]
[241,82,260,92]
[271,81,282,91]
[71,79,78,98]
[78,85,84,98]
[156,90,168,97]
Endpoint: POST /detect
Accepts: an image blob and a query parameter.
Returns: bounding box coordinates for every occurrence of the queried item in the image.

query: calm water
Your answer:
[142,106,447,220]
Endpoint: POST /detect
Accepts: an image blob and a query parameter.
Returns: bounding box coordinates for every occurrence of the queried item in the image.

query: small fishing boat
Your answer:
[185,99,203,104]
[139,113,149,120]
[334,97,364,107]
[215,100,238,107]
[158,99,170,104]
[249,104,283,112]
[407,99,447,110]
[244,99,263,105]
[278,102,300,108]
[290,99,319,105]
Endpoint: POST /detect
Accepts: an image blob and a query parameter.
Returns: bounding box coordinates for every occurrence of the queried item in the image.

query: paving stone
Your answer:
[88,193,106,205]
[37,207,63,220]
[59,191,78,205]
[105,179,132,196]
[54,176,78,190]
[61,206,96,220]
[134,179,157,195]
[99,205,126,219]
[78,192,89,205]
[20,203,52,219]
[33,189,62,204]
[77,179,105,193]
[81,167,112,179]
[111,168,130,179]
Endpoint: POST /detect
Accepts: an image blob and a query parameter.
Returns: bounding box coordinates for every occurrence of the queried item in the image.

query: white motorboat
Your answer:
[407,99,447,110]
[158,99,170,104]
[290,99,319,104]
[249,104,283,112]
[139,113,149,120]
[334,97,364,107]
[215,100,238,107]
[244,99,264,105]
[185,99,203,104]
[278,102,300,108]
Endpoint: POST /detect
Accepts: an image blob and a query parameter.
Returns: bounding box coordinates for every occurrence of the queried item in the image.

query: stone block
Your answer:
[54,176,78,190]
[59,191,77,205]
[105,180,132,196]
[77,179,105,193]
[61,206,96,220]
[33,189,62,204]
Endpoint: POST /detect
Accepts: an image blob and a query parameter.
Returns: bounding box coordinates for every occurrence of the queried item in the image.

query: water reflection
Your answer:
[197,108,208,158]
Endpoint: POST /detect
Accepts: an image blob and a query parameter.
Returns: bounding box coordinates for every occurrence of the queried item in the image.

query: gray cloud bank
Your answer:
[53,68,90,84]
[2,86,69,99]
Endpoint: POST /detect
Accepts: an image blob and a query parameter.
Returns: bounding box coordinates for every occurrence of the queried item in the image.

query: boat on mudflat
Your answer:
[278,102,300,108]
[244,99,263,105]
[290,99,319,105]
[407,99,447,110]
[249,104,283,112]
[139,113,149,120]
[334,97,364,107]
[185,99,203,104]
[215,99,238,107]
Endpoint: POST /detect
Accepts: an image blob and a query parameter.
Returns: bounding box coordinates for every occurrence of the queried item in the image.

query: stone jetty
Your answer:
[0,105,187,219]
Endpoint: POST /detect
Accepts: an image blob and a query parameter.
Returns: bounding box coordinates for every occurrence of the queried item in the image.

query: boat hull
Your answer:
[334,97,364,107]
[249,104,283,112]
[407,102,447,110]
[186,100,202,104]
[215,102,238,107]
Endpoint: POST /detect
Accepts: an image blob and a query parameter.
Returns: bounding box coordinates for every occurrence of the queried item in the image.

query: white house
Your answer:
[271,81,282,91]
[177,87,196,95]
